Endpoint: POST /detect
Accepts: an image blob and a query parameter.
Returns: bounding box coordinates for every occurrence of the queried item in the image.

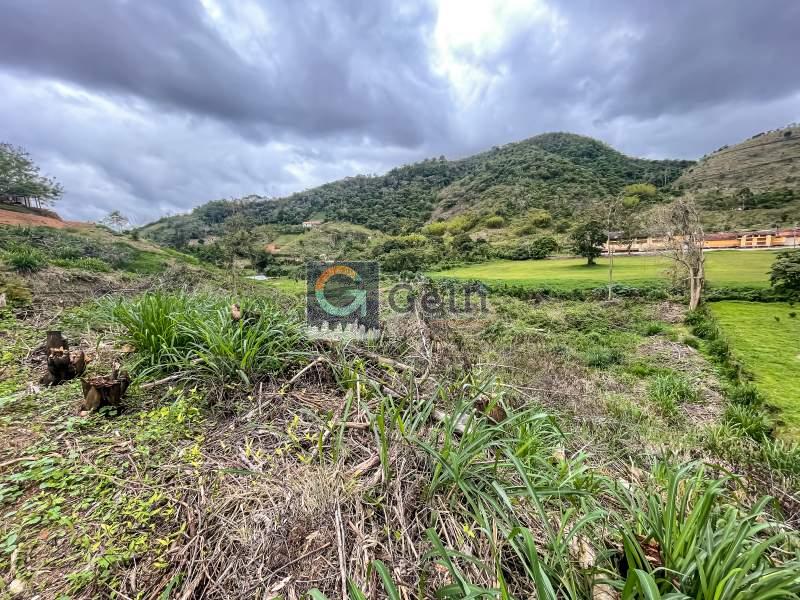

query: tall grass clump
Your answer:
[5,246,47,273]
[648,372,697,420]
[113,292,308,385]
[613,461,800,598]
[723,404,772,440]
[407,374,609,598]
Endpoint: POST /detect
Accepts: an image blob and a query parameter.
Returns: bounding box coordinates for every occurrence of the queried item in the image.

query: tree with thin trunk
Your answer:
[101,210,131,232]
[660,194,705,310]
[606,183,655,300]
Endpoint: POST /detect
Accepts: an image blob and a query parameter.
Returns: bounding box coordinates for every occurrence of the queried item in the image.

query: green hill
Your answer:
[139,132,692,247]
[677,124,800,230]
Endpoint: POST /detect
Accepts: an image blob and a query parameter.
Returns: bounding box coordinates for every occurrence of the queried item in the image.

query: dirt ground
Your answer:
[0,207,85,229]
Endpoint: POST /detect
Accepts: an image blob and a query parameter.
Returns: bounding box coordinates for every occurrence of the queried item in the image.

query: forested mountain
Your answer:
[140,132,692,246]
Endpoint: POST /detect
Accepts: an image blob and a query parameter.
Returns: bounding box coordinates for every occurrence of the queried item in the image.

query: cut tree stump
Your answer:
[80,368,130,414]
[40,331,86,386]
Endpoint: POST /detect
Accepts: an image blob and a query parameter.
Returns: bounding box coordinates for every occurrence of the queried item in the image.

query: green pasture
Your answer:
[430,250,785,289]
[710,301,800,438]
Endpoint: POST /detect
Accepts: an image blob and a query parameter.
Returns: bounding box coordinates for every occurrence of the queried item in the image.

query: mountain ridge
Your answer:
[140,132,692,247]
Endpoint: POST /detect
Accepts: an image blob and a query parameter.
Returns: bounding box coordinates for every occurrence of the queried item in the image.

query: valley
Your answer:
[2,125,800,599]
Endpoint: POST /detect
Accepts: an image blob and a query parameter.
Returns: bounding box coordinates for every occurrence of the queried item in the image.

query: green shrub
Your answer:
[422,221,447,236]
[485,215,505,229]
[6,247,47,273]
[517,209,552,233]
[648,372,697,419]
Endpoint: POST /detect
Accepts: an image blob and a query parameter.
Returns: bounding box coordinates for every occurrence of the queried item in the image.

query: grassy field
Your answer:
[711,301,800,437]
[430,250,785,289]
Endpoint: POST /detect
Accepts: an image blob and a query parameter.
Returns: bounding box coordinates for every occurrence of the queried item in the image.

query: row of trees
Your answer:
[0,144,63,205]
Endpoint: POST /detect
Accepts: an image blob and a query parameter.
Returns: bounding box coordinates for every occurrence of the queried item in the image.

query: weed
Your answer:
[112,292,308,386]
[726,382,764,407]
[613,461,800,598]
[6,247,46,273]
[724,404,772,440]
[681,334,700,349]
[52,257,112,272]
[641,321,665,336]
[648,373,697,420]
[583,346,623,368]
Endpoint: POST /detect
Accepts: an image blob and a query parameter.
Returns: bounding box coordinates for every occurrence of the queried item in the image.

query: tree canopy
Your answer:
[0,144,63,204]
[770,251,800,297]
[570,221,606,265]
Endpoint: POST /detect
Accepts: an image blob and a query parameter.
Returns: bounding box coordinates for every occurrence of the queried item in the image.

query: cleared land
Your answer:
[710,301,800,437]
[430,249,785,289]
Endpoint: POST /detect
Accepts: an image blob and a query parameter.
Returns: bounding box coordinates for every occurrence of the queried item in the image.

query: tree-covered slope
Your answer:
[434,133,691,220]
[139,132,692,247]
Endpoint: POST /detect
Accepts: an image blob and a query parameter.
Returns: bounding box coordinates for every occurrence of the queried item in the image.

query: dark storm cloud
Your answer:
[0,0,449,147]
[564,1,800,119]
[446,0,800,158]
[0,0,798,223]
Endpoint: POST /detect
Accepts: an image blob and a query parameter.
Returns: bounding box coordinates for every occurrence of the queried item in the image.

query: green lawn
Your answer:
[710,301,800,438]
[430,250,785,289]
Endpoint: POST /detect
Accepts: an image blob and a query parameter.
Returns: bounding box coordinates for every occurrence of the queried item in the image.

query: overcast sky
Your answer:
[1,0,798,224]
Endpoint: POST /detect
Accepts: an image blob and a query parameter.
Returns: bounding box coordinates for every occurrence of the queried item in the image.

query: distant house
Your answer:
[604,228,800,253]
[302,220,323,229]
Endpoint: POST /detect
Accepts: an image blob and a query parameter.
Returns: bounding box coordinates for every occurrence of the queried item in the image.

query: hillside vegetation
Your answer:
[678,125,800,230]
[2,268,799,598]
[140,133,692,246]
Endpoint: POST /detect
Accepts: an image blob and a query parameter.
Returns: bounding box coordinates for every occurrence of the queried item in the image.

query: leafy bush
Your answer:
[770,250,800,297]
[421,221,447,236]
[6,247,46,273]
[485,215,505,228]
[512,235,558,260]
[517,209,553,234]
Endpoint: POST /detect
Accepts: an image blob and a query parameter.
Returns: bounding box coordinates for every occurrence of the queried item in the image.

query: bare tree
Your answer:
[101,210,131,232]
[660,194,705,310]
